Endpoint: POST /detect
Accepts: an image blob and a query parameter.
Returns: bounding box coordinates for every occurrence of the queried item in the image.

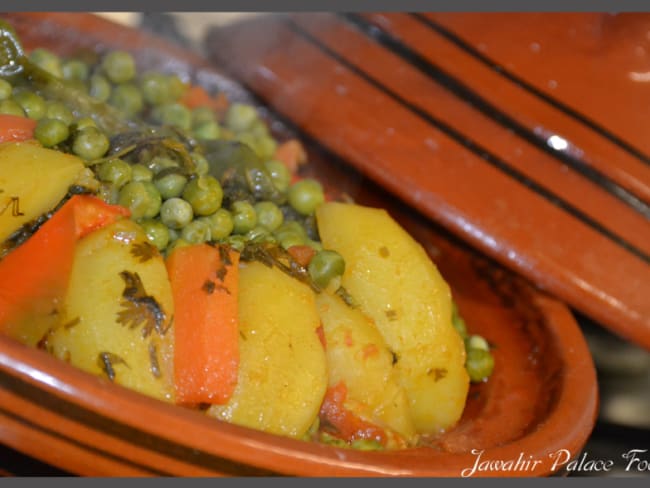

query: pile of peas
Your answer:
[0,47,345,290]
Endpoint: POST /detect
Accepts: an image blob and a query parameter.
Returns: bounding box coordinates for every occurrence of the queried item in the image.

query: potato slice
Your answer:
[317,202,469,434]
[316,291,417,445]
[47,219,175,402]
[0,142,84,242]
[208,261,327,439]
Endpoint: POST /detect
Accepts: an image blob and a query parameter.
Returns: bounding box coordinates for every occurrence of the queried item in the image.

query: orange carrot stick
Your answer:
[0,195,129,331]
[0,115,37,143]
[166,243,240,405]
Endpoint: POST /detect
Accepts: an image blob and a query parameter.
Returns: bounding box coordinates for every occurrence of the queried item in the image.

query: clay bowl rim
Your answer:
[0,290,597,477]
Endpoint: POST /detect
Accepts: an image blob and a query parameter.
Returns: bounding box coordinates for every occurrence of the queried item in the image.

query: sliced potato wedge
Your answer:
[0,142,84,241]
[48,219,175,402]
[317,202,469,434]
[208,261,327,439]
[316,291,417,444]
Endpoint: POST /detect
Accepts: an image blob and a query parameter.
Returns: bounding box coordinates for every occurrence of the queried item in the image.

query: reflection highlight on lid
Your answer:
[547,134,569,151]
[628,71,650,82]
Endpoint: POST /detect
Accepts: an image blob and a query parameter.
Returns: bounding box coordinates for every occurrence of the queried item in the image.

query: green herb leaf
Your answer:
[116,270,167,338]
[131,241,158,263]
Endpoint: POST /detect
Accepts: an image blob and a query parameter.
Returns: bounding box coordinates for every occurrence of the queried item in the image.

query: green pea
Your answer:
[167,75,187,101]
[191,106,215,127]
[225,103,258,132]
[29,48,62,77]
[118,181,161,220]
[264,160,291,194]
[139,71,172,105]
[131,163,153,182]
[160,197,193,229]
[97,159,133,188]
[152,102,191,131]
[72,126,110,161]
[319,432,347,448]
[109,83,144,118]
[193,121,220,140]
[154,172,187,199]
[181,219,211,244]
[0,80,12,101]
[13,90,46,120]
[288,179,325,216]
[0,99,25,117]
[139,219,170,251]
[45,101,74,125]
[308,250,345,289]
[34,118,70,147]
[182,175,223,216]
[465,349,495,383]
[101,50,136,83]
[231,200,257,234]
[350,439,383,451]
[255,134,278,161]
[89,74,111,102]
[254,201,283,231]
[274,220,308,240]
[190,152,209,176]
[75,117,96,130]
[147,156,178,174]
[466,335,490,352]
[278,231,305,250]
[62,59,89,82]
[202,208,234,240]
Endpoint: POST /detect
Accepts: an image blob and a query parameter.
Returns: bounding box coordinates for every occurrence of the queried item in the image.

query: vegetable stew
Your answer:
[0,19,493,450]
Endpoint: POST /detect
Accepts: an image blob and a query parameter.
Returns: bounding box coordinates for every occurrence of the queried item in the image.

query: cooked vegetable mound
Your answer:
[0,20,494,450]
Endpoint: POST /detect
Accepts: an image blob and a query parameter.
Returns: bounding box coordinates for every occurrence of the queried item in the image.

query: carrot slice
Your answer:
[180,85,229,115]
[71,194,130,238]
[287,244,316,268]
[319,382,388,446]
[0,115,37,143]
[0,195,129,331]
[273,139,307,173]
[166,243,240,405]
